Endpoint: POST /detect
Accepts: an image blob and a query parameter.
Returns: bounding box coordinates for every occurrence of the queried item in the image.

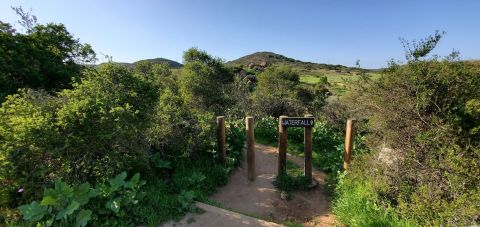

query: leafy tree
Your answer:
[179,48,234,115]
[0,10,95,101]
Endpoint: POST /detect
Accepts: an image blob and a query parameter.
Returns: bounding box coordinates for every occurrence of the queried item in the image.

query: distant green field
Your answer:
[300,73,381,96]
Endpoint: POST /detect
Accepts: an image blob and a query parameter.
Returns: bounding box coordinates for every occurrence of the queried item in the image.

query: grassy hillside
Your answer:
[228,51,380,97]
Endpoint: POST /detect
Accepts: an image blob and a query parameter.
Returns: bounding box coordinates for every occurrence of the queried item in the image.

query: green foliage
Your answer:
[333,163,416,227]
[57,64,159,183]
[147,85,215,158]
[273,161,310,193]
[341,34,480,225]
[0,17,95,100]
[18,172,145,227]
[274,174,310,193]
[176,190,196,213]
[179,48,235,115]
[151,153,171,169]
[254,116,279,144]
[126,124,246,226]
[0,30,249,226]
[400,30,445,61]
[226,120,246,168]
[252,66,306,117]
[0,63,159,208]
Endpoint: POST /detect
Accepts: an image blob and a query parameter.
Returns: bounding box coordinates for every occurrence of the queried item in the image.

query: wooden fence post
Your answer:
[246,116,255,181]
[278,115,288,176]
[343,119,356,170]
[217,116,226,164]
[304,114,313,183]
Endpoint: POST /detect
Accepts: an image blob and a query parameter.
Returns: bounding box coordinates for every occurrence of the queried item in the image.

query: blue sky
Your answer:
[1,0,479,68]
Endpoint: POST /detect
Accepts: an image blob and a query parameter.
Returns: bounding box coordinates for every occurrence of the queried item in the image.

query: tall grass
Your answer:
[332,157,417,227]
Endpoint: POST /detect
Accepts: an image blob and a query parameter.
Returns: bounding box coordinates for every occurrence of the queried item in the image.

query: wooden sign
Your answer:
[281,117,314,127]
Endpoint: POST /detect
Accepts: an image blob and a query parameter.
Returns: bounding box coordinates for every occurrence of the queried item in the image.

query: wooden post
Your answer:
[343,119,356,170]
[246,116,255,181]
[304,114,313,183]
[217,116,226,164]
[278,115,288,176]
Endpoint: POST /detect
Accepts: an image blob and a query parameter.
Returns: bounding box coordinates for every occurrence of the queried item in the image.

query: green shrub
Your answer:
[0,63,159,208]
[341,33,480,225]
[273,161,310,193]
[252,66,306,117]
[57,64,159,183]
[147,86,215,159]
[273,174,310,193]
[0,90,62,207]
[226,119,246,168]
[254,116,279,144]
[179,48,235,115]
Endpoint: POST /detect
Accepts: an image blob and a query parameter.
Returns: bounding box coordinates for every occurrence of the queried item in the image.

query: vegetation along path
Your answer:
[169,143,335,226]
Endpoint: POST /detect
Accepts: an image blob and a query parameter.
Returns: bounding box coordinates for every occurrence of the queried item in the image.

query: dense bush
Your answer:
[147,86,215,159]
[179,48,235,115]
[251,66,328,117]
[0,90,60,206]
[252,66,306,117]
[338,34,480,225]
[0,64,159,208]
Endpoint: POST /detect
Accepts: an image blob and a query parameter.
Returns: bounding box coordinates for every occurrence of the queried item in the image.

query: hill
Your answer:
[227,51,368,73]
[133,58,183,68]
[98,58,183,69]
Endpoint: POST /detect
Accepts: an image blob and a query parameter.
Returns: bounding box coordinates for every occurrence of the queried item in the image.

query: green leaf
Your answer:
[109,171,127,191]
[56,200,79,220]
[74,183,96,206]
[45,217,54,226]
[124,173,141,188]
[75,209,92,227]
[54,179,74,198]
[40,195,58,206]
[130,173,140,186]
[18,201,48,221]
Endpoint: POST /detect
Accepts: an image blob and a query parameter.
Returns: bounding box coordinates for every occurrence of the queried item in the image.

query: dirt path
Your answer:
[210,144,335,226]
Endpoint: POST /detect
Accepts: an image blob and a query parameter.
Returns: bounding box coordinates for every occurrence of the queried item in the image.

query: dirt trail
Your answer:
[210,144,335,226]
